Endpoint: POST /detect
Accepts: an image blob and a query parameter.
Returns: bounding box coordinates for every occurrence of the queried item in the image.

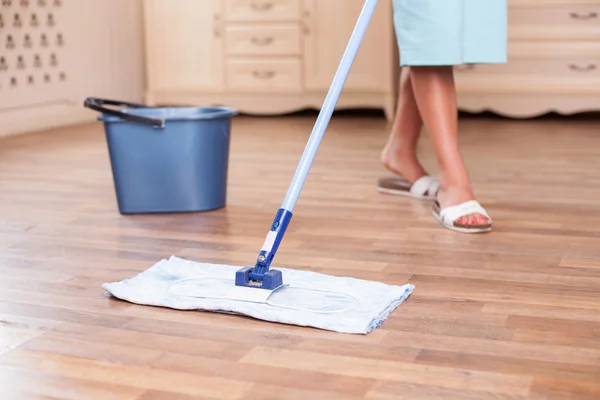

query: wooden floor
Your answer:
[1,112,600,399]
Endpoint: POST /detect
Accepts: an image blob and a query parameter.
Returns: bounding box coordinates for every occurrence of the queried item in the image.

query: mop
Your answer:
[102,0,414,334]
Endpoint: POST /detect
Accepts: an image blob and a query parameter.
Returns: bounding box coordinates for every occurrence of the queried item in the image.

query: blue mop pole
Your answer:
[236,0,380,289]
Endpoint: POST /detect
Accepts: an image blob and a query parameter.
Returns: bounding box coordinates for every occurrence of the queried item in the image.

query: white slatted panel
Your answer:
[0,0,144,137]
[0,0,74,110]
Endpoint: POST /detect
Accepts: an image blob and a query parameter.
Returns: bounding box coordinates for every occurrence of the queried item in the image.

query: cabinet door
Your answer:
[302,0,394,92]
[144,0,225,92]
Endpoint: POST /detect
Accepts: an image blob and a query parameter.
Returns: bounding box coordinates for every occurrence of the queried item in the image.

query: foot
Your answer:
[436,184,490,226]
[380,136,427,183]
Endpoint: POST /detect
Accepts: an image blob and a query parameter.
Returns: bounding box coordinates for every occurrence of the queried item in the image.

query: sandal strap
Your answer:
[410,176,440,197]
[439,200,491,224]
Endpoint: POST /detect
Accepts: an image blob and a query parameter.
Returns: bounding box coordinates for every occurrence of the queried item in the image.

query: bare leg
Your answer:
[409,65,488,226]
[380,67,428,183]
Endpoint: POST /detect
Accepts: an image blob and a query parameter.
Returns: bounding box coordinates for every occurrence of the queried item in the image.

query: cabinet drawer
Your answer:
[225,0,300,22]
[455,58,600,94]
[226,58,302,92]
[509,4,600,40]
[454,59,600,77]
[225,25,301,56]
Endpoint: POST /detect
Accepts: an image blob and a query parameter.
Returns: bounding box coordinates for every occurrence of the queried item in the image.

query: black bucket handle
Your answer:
[83,97,165,128]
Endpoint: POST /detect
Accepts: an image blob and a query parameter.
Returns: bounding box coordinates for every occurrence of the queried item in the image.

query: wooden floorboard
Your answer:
[1,113,599,399]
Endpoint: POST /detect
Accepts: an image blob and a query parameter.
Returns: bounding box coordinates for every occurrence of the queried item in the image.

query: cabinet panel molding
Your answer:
[143,0,398,120]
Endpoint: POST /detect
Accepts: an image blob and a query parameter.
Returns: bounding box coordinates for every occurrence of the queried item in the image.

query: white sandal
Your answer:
[377,175,440,200]
[432,200,493,233]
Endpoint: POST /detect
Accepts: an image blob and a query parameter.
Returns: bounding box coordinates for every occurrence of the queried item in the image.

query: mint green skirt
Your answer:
[392,0,508,66]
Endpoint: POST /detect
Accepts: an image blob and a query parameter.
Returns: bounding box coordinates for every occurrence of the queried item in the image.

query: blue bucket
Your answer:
[84,98,237,214]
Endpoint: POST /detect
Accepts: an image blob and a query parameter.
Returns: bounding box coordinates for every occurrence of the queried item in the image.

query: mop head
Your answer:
[102,256,414,334]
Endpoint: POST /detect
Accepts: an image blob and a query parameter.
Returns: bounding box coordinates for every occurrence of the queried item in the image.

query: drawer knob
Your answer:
[253,70,275,79]
[250,2,273,11]
[569,63,597,72]
[569,12,597,20]
[251,37,274,46]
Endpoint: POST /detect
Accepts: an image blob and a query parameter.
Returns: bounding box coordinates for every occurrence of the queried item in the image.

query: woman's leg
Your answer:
[380,67,428,183]
[409,65,489,226]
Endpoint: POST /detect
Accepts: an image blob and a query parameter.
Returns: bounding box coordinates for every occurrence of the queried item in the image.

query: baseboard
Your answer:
[0,102,97,139]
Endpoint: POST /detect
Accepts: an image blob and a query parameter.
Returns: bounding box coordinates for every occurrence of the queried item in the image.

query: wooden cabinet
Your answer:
[143,0,225,94]
[142,0,398,120]
[0,0,144,138]
[456,0,600,117]
[302,0,393,93]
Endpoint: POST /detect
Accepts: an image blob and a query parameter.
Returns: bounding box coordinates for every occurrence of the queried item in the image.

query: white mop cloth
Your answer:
[102,256,414,334]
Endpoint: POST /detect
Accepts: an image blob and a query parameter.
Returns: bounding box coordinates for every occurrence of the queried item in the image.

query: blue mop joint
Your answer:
[235,208,292,290]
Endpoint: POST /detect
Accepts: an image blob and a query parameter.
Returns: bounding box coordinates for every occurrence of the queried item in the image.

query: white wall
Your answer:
[0,0,145,138]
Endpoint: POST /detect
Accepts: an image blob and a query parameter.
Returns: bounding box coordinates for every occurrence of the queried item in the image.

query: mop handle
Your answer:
[250,0,380,275]
[281,0,380,212]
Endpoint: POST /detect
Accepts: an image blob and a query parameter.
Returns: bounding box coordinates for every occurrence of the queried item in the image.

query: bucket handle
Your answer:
[83,97,165,128]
